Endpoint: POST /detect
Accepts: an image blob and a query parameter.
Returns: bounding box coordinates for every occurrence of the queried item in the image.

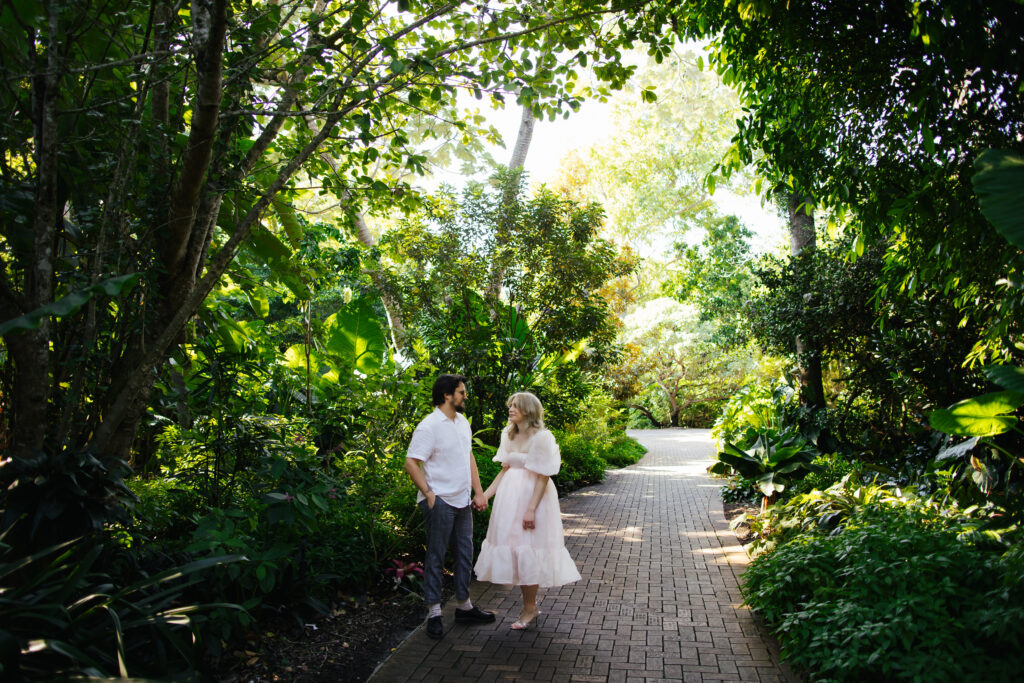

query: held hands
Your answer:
[472,492,488,511]
[522,509,536,531]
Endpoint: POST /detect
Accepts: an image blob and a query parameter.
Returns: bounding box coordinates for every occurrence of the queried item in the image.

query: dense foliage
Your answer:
[4,0,1024,679]
[0,0,678,675]
[744,496,1024,682]
[685,3,1024,679]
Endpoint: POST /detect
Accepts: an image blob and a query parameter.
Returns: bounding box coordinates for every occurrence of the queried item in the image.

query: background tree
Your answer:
[0,0,667,517]
[663,214,757,348]
[616,297,760,427]
[379,172,634,437]
[667,0,1024,367]
[553,44,747,250]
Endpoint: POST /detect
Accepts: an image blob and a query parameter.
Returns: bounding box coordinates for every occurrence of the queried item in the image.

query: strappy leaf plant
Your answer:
[0,528,243,679]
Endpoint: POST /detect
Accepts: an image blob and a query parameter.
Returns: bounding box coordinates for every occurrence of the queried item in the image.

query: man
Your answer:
[405,374,495,639]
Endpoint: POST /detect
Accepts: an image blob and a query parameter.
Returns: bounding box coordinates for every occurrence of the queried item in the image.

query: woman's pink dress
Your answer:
[474,429,581,587]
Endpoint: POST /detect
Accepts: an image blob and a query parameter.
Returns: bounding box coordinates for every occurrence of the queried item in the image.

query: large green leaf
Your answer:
[756,472,785,497]
[935,436,980,462]
[984,365,1024,393]
[323,296,388,374]
[973,149,1024,250]
[271,197,304,249]
[928,390,1024,437]
[714,442,765,479]
[0,273,139,337]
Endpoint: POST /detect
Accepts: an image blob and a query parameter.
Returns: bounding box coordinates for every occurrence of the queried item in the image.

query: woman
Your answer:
[474,391,581,629]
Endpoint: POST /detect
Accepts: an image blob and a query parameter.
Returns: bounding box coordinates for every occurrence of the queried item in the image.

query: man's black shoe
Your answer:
[454,606,496,624]
[426,615,444,639]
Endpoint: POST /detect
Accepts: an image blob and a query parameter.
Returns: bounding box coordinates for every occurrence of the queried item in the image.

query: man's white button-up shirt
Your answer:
[407,408,473,507]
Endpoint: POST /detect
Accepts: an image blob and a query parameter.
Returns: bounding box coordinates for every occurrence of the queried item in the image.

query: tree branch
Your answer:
[93,95,350,453]
[162,0,228,278]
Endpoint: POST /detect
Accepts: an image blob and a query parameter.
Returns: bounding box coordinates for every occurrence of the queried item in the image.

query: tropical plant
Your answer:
[708,431,819,511]
[742,502,1024,682]
[711,381,805,451]
[0,531,242,679]
[925,149,1024,533]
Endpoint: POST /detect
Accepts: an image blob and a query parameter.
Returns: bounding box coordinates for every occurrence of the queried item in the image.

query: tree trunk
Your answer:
[629,404,664,428]
[487,104,535,300]
[507,105,536,178]
[94,0,230,460]
[788,194,826,410]
[8,3,61,458]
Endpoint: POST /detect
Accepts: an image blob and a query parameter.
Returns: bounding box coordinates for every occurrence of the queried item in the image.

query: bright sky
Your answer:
[427,89,787,256]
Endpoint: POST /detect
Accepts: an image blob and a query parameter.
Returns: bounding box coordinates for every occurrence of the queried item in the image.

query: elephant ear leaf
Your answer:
[973,149,1024,250]
[984,365,1024,393]
[323,296,388,374]
[928,391,1024,437]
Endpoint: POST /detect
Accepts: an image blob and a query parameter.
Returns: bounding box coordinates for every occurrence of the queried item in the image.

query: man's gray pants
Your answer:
[419,497,473,605]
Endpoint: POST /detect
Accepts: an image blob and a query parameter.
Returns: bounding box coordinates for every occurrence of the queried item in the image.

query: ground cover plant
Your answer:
[743,496,1024,682]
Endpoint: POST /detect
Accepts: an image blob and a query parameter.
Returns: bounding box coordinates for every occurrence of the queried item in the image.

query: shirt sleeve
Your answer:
[525,429,561,476]
[492,429,510,464]
[407,419,434,462]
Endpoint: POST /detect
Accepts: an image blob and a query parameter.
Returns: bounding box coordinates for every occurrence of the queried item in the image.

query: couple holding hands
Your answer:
[404,374,581,639]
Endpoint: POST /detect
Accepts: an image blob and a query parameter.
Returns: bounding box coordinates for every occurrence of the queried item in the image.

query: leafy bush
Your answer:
[720,475,759,504]
[743,503,1024,681]
[552,431,607,492]
[128,413,423,648]
[0,530,242,679]
[600,435,647,468]
[749,476,907,554]
[712,381,801,450]
[0,448,133,553]
[786,452,860,499]
[708,429,819,509]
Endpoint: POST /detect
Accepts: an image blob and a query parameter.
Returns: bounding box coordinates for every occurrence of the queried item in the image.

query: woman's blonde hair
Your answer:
[506,391,544,438]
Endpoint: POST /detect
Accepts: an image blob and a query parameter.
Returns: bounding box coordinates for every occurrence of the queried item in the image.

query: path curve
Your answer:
[370,428,798,682]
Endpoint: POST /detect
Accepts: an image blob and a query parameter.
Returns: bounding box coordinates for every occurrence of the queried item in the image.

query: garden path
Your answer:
[369,428,797,682]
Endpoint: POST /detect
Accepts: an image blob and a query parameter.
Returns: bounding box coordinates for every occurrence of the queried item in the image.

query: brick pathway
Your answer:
[370,428,797,682]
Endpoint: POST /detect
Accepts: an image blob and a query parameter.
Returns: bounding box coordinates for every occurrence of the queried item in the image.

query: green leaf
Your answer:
[322,296,388,374]
[928,390,1024,437]
[984,365,1024,393]
[935,436,980,462]
[245,290,270,318]
[248,224,292,263]
[271,198,304,249]
[0,273,139,337]
[972,149,1024,250]
[283,344,309,370]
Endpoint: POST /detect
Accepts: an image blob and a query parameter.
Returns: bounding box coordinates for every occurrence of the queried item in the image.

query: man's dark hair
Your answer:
[432,374,468,406]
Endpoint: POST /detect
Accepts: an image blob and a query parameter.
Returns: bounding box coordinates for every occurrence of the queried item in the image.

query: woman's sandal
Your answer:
[510,610,541,630]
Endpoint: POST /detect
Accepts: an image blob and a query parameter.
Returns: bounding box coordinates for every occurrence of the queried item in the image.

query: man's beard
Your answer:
[455,404,465,413]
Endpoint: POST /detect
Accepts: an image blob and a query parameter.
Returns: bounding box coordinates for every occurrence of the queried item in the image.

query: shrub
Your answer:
[786,452,860,499]
[127,414,424,649]
[720,475,759,504]
[712,382,798,450]
[743,503,1024,681]
[552,430,607,491]
[600,435,647,468]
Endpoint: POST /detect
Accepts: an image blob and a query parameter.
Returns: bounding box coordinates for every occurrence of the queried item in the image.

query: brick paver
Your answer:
[370,428,798,682]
